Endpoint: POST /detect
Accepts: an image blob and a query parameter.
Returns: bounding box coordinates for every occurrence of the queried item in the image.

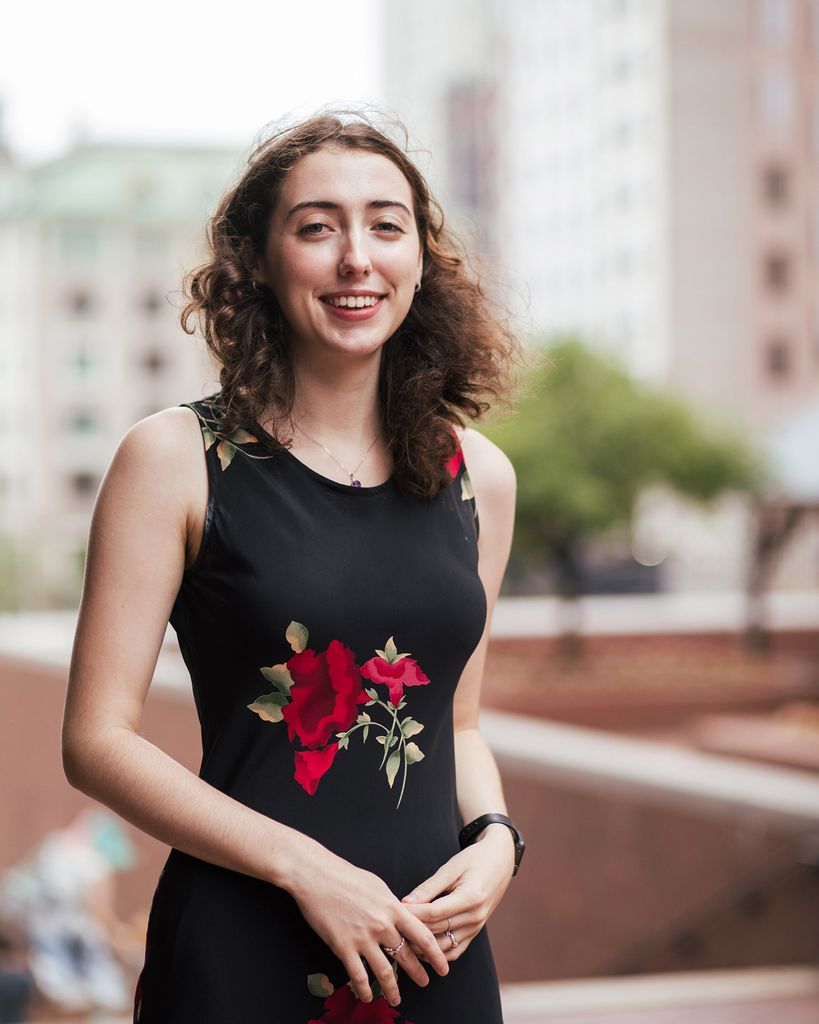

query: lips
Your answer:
[319,294,386,321]
[320,294,386,309]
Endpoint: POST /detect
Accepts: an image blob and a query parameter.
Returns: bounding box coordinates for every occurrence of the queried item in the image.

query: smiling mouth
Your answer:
[321,295,385,308]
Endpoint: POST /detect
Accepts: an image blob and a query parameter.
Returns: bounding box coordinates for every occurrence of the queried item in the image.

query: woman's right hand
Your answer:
[287,850,450,1007]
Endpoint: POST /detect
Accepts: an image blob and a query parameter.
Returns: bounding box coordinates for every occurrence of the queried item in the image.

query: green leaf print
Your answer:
[385,751,401,788]
[259,662,293,697]
[246,691,287,723]
[400,718,424,738]
[307,973,334,998]
[286,620,309,653]
[405,742,425,765]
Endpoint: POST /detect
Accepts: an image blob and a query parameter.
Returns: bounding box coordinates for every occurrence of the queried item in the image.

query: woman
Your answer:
[62,109,527,1023]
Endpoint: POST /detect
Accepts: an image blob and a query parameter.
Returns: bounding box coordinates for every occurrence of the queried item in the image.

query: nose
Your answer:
[338,228,372,277]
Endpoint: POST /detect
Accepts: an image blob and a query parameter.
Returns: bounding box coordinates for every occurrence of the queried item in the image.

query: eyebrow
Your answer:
[285,199,413,221]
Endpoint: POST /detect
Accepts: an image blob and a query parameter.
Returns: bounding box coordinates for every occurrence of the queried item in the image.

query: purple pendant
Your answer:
[351,479,361,488]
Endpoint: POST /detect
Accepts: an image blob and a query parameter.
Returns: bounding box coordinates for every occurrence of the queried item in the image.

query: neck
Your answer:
[285,348,384,446]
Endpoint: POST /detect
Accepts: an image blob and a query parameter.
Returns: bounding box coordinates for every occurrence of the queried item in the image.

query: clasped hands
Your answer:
[293,827,514,1008]
[399,826,515,963]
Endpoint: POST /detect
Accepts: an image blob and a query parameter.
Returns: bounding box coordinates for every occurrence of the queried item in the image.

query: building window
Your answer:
[69,472,98,496]
[766,337,791,378]
[71,348,94,375]
[764,252,790,289]
[141,291,163,316]
[68,289,94,316]
[140,347,167,375]
[70,410,97,434]
[762,164,788,204]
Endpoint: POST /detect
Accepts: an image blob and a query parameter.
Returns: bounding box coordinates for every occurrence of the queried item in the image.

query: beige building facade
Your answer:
[0,143,240,606]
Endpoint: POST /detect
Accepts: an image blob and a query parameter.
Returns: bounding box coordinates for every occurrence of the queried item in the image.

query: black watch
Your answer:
[458,813,525,876]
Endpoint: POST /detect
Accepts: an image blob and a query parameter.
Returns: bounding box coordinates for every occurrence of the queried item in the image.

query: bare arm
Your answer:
[61,407,448,1006]
[400,427,518,955]
[62,408,316,888]
[451,426,517,856]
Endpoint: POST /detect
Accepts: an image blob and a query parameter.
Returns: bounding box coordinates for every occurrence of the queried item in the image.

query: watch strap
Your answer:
[458,812,525,875]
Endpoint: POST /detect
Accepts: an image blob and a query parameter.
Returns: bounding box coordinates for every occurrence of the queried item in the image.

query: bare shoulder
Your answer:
[117,404,203,466]
[99,406,206,553]
[456,425,517,499]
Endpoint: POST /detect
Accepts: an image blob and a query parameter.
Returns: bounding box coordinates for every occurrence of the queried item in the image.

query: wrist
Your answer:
[475,822,513,845]
[459,812,525,876]
[267,826,330,897]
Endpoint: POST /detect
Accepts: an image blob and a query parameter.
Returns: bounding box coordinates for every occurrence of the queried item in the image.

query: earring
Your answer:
[414,281,422,294]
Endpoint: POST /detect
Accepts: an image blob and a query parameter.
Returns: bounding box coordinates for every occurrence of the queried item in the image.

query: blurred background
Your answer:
[1,0,818,1021]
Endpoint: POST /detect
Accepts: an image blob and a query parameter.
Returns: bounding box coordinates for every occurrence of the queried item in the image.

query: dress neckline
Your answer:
[281,447,396,494]
[245,418,396,495]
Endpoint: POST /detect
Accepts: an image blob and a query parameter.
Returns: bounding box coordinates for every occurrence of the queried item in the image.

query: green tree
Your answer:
[482,338,761,643]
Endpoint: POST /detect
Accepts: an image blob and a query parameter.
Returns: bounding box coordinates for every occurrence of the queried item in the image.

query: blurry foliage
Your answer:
[0,533,34,611]
[482,337,762,594]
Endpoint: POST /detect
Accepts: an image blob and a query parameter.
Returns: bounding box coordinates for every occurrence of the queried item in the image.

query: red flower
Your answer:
[294,743,339,795]
[282,640,367,749]
[444,445,464,479]
[309,983,402,1023]
[361,656,430,708]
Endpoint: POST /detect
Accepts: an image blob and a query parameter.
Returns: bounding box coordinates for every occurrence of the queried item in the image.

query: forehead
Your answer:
[277,146,415,209]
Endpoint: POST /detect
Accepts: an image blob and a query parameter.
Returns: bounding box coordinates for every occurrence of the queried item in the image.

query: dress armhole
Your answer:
[452,426,480,545]
[179,402,217,577]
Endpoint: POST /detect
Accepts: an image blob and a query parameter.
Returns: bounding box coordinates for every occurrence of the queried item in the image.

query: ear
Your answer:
[416,248,424,284]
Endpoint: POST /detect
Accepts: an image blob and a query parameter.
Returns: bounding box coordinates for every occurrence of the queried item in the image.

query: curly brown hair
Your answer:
[180,107,528,500]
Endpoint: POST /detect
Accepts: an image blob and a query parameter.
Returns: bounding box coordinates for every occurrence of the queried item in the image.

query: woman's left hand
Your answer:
[398,826,516,961]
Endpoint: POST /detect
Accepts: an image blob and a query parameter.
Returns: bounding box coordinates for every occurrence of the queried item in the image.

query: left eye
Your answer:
[376,222,403,233]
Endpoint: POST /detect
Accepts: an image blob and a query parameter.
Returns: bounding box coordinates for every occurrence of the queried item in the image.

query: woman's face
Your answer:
[256,145,423,361]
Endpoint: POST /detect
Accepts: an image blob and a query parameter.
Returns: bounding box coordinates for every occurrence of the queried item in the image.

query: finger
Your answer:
[402,891,472,928]
[402,864,460,907]
[391,941,430,990]
[343,953,373,1004]
[399,911,450,978]
[365,944,402,1006]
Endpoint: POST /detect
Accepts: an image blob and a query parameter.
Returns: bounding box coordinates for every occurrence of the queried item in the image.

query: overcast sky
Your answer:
[1,0,383,163]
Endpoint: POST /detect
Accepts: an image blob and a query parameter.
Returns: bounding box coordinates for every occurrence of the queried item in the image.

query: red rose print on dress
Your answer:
[248,623,429,807]
[361,643,430,708]
[305,971,414,1024]
[294,743,340,796]
[283,640,368,748]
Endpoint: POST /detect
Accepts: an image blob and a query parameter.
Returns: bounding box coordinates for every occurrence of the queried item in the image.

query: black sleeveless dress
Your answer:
[133,394,504,1023]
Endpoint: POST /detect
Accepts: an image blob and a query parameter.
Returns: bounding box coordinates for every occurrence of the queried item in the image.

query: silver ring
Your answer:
[445,928,458,950]
[381,935,406,957]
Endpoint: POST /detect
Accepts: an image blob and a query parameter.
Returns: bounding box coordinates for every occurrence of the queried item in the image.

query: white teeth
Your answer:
[327,295,381,308]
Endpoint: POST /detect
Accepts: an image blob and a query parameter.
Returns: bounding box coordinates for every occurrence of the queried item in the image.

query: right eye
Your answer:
[298,222,330,235]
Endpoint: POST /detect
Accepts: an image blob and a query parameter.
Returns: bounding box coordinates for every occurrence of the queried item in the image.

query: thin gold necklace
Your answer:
[293,423,383,487]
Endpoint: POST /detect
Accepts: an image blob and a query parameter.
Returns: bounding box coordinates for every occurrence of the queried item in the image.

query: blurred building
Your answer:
[0,142,240,606]
[384,0,819,593]
[384,0,819,419]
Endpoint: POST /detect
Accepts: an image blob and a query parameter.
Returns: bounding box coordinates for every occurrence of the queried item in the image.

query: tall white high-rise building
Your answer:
[0,142,242,606]
[384,0,819,425]
[384,0,819,592]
